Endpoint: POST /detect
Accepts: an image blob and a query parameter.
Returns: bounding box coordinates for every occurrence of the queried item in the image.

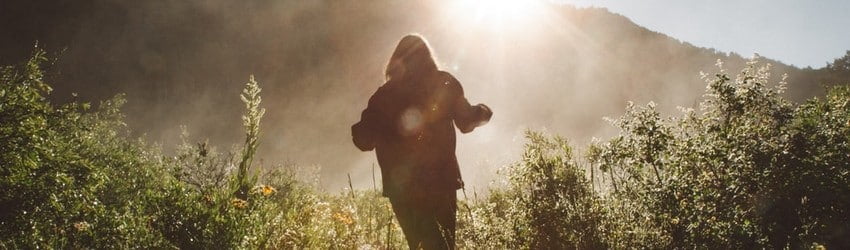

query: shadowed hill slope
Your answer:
[1,0,847,190]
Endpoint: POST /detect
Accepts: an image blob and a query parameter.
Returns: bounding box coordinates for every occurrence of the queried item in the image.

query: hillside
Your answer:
[1,0,847,190]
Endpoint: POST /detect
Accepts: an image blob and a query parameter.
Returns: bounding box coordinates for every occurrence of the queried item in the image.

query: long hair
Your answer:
[385,34,439,81]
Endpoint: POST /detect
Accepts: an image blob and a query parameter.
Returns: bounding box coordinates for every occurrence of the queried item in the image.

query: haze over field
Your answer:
[1,0,848,191]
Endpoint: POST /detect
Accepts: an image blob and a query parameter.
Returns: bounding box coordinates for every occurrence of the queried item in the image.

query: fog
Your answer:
[0,0,825,192]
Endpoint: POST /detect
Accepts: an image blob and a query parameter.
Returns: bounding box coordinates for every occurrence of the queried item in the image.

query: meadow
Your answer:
[1,50,848,249]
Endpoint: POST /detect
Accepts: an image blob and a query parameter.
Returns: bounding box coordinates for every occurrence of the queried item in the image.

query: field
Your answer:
[2,50,848,249]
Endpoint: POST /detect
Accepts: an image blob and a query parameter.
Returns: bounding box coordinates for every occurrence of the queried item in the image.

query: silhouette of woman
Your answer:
[352,34,492,249]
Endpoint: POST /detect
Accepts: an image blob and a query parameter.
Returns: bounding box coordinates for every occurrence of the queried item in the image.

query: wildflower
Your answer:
[203,194,214,204]
[251,184,277,197]
[73,221,90,232]
[333,212,354,225]
[231,198,248,209]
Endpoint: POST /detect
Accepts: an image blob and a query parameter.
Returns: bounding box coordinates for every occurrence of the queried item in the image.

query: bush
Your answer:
[461,56,848,249]
[459,131,607,249]
[1,48,173,248]
[588,57,850,248]
[0,49,307,248]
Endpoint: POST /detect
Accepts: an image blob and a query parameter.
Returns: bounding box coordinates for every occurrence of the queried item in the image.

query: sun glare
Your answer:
[448,0,545,31]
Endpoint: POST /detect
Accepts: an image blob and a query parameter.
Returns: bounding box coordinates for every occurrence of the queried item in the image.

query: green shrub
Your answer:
[589,57,850,248]
[1,48,172,248]
[459,131,608,249]
[461,56,848,249]
[0,49,308,248]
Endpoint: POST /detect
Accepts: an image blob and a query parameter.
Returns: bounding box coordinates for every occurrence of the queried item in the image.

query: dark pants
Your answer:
[389,191,457,250]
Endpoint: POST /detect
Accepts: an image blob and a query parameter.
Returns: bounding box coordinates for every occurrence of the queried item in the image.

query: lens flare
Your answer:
[448,0,546,31]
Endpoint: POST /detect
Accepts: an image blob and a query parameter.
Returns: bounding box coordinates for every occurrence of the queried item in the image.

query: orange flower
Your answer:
[333,212,354,225]
[231,198,248,209]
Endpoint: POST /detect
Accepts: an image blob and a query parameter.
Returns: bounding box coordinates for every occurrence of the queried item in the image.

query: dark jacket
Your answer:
[352,71,492,198]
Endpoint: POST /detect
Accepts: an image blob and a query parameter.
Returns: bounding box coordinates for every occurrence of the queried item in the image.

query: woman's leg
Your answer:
[390,197,422,249]
[418,191,457,250]
[408,191,457,250]
[434,191,457,249]
[390,191,457,249]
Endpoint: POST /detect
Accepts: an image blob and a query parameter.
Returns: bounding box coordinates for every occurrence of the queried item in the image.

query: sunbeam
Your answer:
[446,0,547,32]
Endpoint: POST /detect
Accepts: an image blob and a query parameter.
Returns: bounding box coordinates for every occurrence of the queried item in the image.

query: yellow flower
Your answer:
[261,185,276,196]
[251,185,277,197]
[670,218,679,225]
[73,221,90,232]
[231,198,248,209]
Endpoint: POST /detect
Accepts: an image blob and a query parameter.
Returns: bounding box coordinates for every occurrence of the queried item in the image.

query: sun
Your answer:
[447,0,546,32]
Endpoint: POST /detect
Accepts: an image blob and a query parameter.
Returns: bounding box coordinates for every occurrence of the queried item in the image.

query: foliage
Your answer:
[459,56,848,249]
[1,49,169,248]
[588,57,850,249]
[2,49,848,249]
[824,50,850,83]
[458,132,608,249]
[0,49,300,248]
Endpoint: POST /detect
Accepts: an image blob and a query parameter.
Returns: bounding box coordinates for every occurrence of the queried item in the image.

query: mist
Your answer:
[0,0,833,192]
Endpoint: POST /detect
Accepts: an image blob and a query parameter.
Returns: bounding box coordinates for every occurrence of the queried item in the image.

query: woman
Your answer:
[351,34,492,249]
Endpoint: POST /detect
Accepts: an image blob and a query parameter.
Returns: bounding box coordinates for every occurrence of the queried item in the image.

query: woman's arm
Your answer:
[352,88,384,151]
[446,74,492,133]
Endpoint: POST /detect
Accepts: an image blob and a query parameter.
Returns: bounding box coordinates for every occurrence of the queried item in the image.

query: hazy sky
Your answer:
[562,0,850,68]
